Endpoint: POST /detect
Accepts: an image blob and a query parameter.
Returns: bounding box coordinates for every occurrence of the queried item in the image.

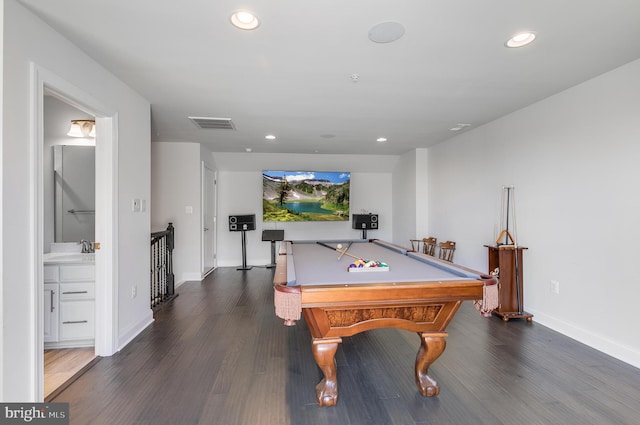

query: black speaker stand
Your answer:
[260,229,284,268]
[237,230,253,271]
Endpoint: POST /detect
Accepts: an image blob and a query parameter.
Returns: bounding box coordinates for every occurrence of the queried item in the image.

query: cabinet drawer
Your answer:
[59,283,94,300]
[44,265,59,283]
[59,264,95,281]
[60,300,94,340]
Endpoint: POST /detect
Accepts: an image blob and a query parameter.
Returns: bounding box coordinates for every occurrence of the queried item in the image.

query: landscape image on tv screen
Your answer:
[263,171,350,222]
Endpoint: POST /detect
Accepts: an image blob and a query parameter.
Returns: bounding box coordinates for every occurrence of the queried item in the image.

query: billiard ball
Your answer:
[337,244,343,249]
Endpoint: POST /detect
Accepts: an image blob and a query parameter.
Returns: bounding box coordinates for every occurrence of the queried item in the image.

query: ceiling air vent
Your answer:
[188,116,235,130]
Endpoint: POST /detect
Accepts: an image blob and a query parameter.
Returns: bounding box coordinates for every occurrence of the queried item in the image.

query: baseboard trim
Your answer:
[528,307,640,369]
[118,314,154,352]
[202,267,216,279]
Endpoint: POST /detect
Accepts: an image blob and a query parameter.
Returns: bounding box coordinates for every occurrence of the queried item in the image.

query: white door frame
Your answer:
[31,64,118,400]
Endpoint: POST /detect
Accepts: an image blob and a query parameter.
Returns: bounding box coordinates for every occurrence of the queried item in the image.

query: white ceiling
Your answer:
[19,0,640,155]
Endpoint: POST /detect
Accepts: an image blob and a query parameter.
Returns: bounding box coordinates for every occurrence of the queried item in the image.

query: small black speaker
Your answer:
[229,214,256,231]
[352,214,378,230]
[261,229,284,241]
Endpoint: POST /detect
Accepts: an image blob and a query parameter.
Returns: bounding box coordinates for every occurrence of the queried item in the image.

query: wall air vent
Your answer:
[188,116,235,130]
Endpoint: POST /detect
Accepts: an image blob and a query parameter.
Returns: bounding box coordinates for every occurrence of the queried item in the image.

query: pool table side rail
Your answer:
[404,248,499,317]
[297,280,484,306]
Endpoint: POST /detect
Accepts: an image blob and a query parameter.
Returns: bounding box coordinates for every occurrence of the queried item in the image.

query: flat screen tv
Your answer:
[263,171,350,222]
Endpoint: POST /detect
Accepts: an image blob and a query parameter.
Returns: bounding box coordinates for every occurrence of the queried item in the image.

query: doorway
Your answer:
[202,163,217,276]
[33,65,118,401]
[43,96,96,399]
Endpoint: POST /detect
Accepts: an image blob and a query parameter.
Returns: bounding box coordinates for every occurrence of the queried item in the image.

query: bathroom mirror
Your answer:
[54,145,95,242]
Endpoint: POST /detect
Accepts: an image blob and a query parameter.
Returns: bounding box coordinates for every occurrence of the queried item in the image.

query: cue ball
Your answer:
[337,244,343,249]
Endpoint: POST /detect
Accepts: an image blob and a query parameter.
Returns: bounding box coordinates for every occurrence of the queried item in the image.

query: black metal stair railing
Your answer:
[150,222,175,309]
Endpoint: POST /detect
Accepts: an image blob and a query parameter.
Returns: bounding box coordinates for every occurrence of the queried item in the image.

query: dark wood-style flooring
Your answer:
[52,267,640,424]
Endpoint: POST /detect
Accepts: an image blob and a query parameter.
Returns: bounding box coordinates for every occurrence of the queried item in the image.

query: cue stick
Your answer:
[337,242,353,260]
[504,187,510,245]
[316,241,363,261]
[514,245,522,315]
[511,188,522,315]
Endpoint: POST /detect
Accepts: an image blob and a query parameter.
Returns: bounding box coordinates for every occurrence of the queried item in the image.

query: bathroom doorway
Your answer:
[33,65,118,401]
[43,96,97,399]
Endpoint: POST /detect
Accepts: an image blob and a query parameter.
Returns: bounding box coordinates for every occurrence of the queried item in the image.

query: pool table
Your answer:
[273,239,497,407]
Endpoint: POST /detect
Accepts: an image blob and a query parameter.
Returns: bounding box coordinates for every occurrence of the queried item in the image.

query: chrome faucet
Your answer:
[80,240,93,253]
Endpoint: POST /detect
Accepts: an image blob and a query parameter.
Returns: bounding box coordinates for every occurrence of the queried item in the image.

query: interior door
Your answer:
[202,164,217,274]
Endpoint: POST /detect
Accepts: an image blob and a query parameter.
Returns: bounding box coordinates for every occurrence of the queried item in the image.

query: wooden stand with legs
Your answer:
[485,245,532,322]
[488,186,532,322]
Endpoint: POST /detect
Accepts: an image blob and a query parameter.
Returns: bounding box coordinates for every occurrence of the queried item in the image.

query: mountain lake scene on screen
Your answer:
[263,171,350,222]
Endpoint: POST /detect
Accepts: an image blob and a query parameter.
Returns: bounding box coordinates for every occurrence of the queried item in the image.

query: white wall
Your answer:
[151,142,202,284]
[415,149,428,239]
[392,148,429,246]
[213,153,396,267]
[428,58,640,368]
[0,0,5,402]
[3,0,152,400]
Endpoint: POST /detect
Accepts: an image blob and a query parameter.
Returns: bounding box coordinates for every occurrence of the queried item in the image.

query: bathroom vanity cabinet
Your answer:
[44,257,95,348]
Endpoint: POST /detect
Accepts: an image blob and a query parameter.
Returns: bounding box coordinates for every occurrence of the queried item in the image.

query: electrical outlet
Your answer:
[131,285,137,298]
[550,280,560,294]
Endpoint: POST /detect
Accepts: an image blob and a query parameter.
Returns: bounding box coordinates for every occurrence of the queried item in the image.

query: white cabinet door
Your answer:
[44,284,59,342]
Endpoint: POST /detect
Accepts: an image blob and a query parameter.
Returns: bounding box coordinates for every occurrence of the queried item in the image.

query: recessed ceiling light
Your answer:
[230,10,260,30]
[376,137,387,142]
[506,32,536,48]
[245,148,252,153]
[265,134,276,140]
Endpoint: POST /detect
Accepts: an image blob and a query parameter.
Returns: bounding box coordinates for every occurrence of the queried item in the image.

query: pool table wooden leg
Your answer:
[415,332,448,397]
[311,337,342,407]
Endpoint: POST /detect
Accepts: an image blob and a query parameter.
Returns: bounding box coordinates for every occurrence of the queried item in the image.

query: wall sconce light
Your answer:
[67,119,96,138]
